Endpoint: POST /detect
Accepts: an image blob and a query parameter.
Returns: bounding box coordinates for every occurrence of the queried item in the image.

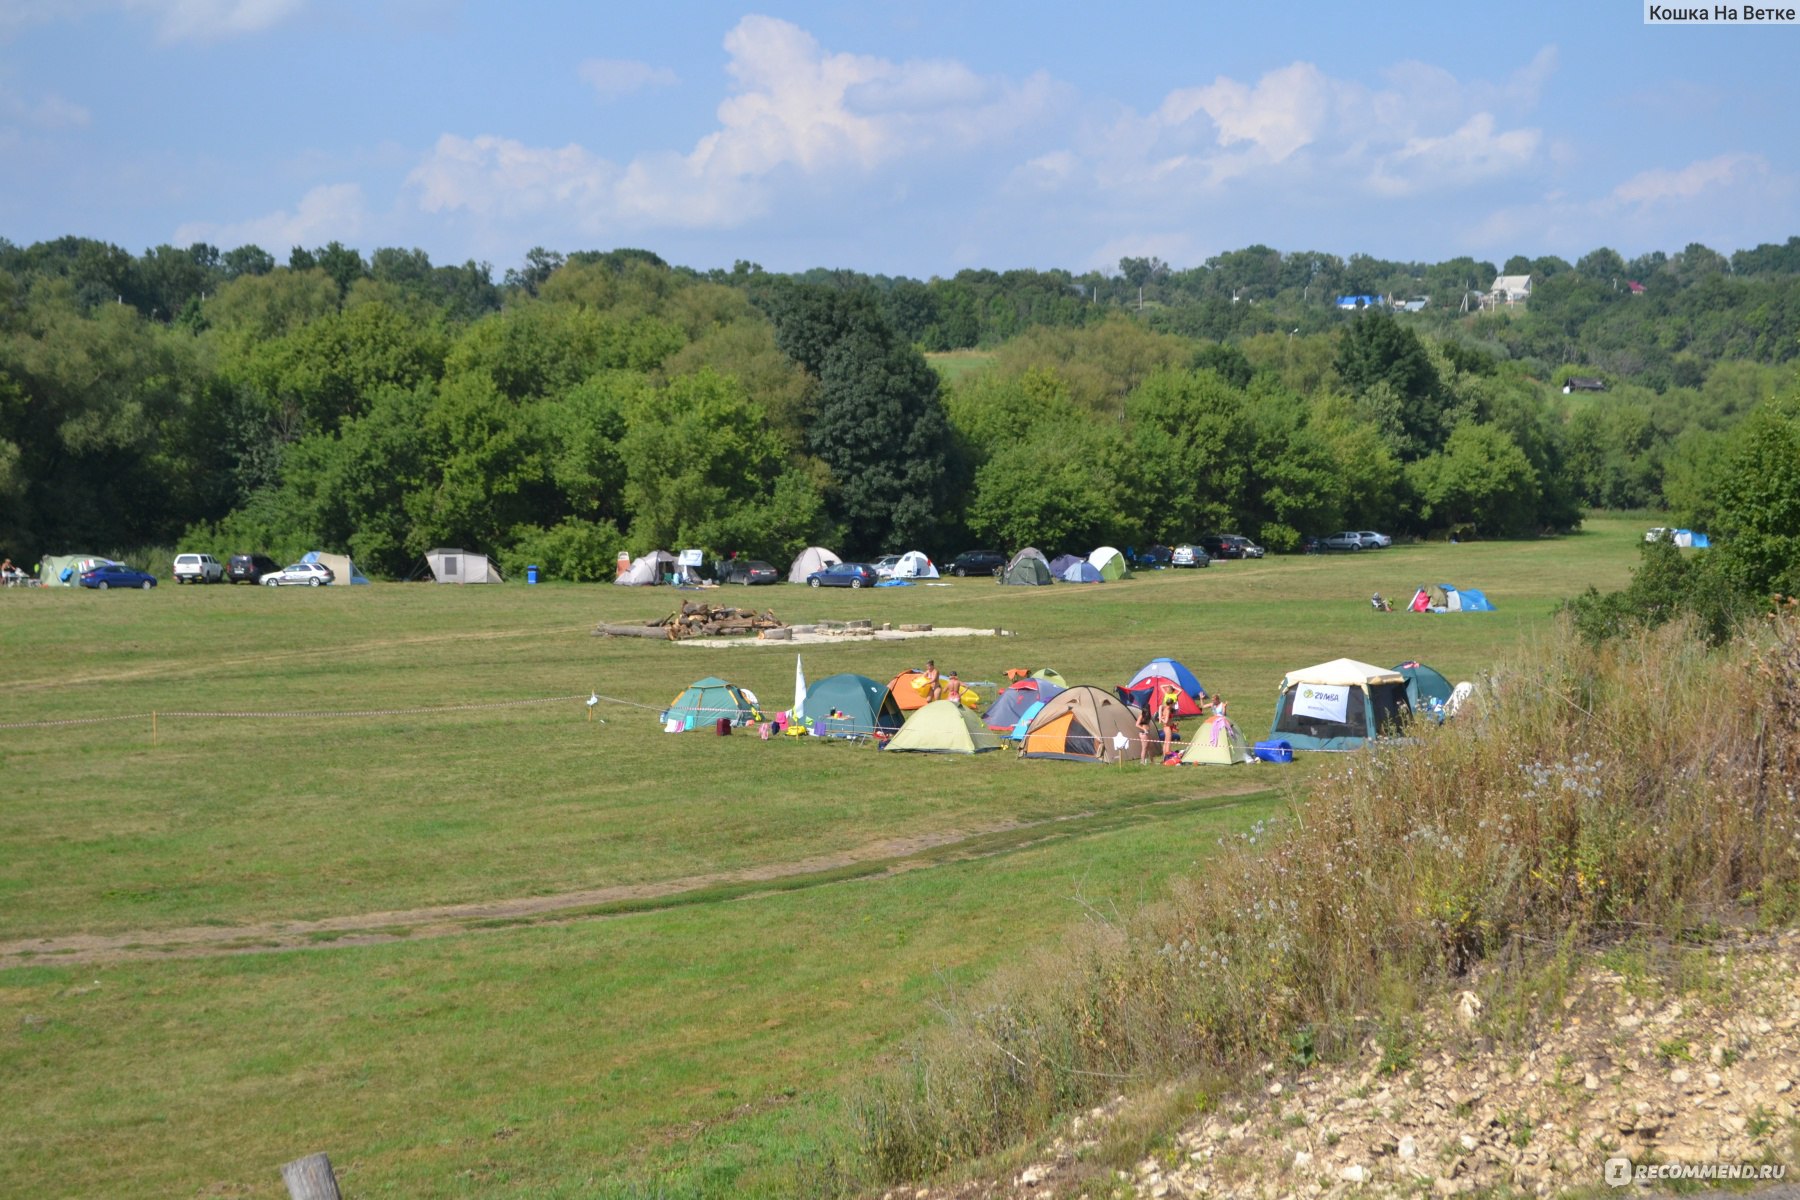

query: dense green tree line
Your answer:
[2,234,1795,578]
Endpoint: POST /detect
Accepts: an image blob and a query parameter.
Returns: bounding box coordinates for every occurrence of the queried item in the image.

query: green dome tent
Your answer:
[885,700,1002,753]
[799,673,903,740]
[660,676,756,732]
[1000,548,1053,586]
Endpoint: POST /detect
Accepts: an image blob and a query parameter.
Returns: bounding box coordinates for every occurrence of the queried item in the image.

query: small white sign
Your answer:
[678,548,705,566]
[1112,732,1131,750]
[1293,684,1350,724]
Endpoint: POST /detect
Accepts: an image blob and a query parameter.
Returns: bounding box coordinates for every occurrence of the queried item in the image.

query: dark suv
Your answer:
[1198,534,1264,560]
[226,553,281,584]
[947,550,1006,577]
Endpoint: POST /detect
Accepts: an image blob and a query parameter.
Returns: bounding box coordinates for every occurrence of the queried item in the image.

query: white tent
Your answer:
[615,550,678,586]
[423,548,503,584]
[1088,546,1128,581]
[787,546,841,583]
[894,550,939,579]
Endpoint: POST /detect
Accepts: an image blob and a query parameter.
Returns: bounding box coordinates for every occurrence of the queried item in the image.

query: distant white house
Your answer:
[1487,274,1532,308]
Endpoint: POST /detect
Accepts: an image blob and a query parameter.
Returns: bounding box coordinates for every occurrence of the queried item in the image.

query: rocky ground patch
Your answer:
[891,929,1800,1200]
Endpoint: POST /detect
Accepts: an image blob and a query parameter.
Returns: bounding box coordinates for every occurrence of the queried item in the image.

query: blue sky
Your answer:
[2,0,1796,277]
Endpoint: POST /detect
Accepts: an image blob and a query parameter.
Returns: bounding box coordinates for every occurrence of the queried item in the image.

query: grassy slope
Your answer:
[0,519,1642,1196]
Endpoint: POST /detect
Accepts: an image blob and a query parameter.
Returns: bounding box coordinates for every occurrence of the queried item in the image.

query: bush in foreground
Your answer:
[853,612,1800,1182]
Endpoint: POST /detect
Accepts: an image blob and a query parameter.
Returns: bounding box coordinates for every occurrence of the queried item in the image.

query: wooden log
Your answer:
[899,623,933,632]
[281,1152,343,1200]
[593,623,678,639]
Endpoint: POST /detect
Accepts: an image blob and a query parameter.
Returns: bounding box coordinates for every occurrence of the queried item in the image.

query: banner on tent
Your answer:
[1294,685,1349,723]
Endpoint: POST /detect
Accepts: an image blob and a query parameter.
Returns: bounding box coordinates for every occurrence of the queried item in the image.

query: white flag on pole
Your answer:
[794,654,808,714]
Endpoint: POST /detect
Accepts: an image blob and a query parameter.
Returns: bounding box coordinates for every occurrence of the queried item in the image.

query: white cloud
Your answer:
[173,181,366,248]
[1609,152,1765,206]
[0,86,90,129]
[406,14,1062,235]
[578,58,677,100]
[1367,113,1541,198]
[1462,153,1794,258]
[1032,51,1548,212]
[122,0,304,42]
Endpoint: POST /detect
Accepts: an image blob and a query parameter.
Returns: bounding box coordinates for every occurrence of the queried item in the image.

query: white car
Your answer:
[1357,531,1392,549]
[1171,544,1210,568]
[262,561,335,587]
[172,553,224,584]
[872,553,903,579]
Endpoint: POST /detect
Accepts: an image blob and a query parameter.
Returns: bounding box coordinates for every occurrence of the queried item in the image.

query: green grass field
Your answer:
[0,519,1645,1197]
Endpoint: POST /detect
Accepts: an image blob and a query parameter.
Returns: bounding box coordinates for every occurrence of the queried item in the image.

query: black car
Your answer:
[1198,533,1264,560]
[227,553,281,584]
[947,549,1006,577]
[719,559,779,585]
[807,562,878,588]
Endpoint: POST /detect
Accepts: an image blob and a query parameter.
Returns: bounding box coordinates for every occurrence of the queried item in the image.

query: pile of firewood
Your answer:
[592,601,785,641]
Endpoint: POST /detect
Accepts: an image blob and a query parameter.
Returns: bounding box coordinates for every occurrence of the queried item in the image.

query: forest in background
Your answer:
[2,233,1797,581]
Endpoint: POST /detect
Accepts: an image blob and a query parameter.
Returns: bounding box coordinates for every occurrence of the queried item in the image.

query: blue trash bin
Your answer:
[526,564,539,585]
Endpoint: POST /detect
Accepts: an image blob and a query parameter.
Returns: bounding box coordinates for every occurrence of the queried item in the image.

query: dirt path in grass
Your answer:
[0,781,1278,969]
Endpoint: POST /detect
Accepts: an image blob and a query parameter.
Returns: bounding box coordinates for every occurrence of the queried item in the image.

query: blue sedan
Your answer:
[806,562,877,588]
[79,563,158,590]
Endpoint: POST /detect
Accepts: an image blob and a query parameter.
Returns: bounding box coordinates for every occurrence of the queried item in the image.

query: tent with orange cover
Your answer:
[1020,685,1144,764]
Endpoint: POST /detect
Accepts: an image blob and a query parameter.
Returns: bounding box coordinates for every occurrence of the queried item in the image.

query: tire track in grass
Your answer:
[0,781,1282,968]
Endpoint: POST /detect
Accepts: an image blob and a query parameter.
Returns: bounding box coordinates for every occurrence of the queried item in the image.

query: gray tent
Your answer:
[1001,547,1053,586]
[423,548,504,584]
[787,546,841,583]
[616,550,679,586]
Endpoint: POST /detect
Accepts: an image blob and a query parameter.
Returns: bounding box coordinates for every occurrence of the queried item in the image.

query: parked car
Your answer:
[1171,544,1211,568]
[226,553,281,585]
[1357,530,1392,548]
[947,549,1006,577]
[1198,534,1264,560]
[1322,531,1368,551]
[719,558,779,585]
[871,553,903,579]
[79,563,157,590]
[172,553,223,584]
[262,561,335,587]
[1296,535,1325,555]
[807,562,878,589]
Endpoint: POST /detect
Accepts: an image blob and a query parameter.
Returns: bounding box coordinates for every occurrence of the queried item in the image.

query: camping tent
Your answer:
[1437,584,1495,612]
[1001,547,1053,586]
[302,551,369,585]
[885,700,1002,754]
[1022,685,1144,763]
[787,546,841,583]
[887,669,934,712]
[660,676,756,731]
[893,550,939,579]
[799,673,903,740]
[1031,668,1068,687]
[982,677,1066,732]
[1672,529,1711,548]
[1061,561,1104,583]
[1179,714,1251,765]
[616,550,678,586]
[1047,553,1082,578]
[1269,658,1413,752]
[1394,661,1454,718]
[1088,546,1128,581]
[422,548,503,584]
[1121,658,1209,717]
[38,554,114,587]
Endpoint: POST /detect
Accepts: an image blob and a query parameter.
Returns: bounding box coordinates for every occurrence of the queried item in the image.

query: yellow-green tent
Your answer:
[885,700,1002,754]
